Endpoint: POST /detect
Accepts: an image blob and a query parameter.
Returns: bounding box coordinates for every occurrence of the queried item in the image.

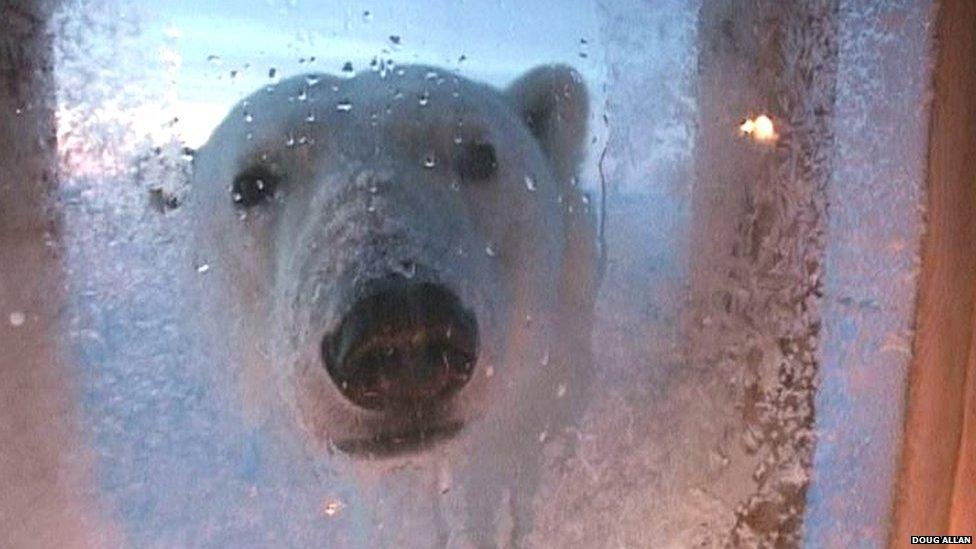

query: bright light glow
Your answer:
[739,114,777,142]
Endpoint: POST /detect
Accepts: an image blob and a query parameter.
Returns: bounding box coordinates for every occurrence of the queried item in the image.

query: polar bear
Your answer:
[188,63,598,544]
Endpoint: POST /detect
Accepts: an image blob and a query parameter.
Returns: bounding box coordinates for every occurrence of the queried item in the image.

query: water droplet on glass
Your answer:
[342,61,354,73]
[425,71,439,80]
[418,91,430,107]
[524,174,537,191]
[9,311,26,327]
[306,112,316,122]
[305,75,321,87]
[196,264,211,274]
[285,135,296,147]
[540,349,550,366]
[336,100,353,112]
[458,54,467,63]
[556,383,567,398]
[397,261,416,278]
[453,135,463,145]
[389,35,401,45]
[268,67,277,79]
[206,54,221,63]
[710,447,731,468]
[362,10,372,22]
[244,112,253,123]
[438,464,452,494]
[538,431,548,443]
[485,366,494,379]
[322,498,344,517]
[423,155,436,168]
[485,245,496,257]
[297,89,308,102]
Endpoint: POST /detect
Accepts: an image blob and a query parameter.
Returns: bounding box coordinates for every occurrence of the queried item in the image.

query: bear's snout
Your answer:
[320,278,478,411]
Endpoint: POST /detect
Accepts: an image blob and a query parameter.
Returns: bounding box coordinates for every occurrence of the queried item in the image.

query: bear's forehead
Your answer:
[242,66,512,133]
[211,65,525,172]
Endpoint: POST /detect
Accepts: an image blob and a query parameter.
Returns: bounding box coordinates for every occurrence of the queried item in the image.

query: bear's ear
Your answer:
[506,64,589,183]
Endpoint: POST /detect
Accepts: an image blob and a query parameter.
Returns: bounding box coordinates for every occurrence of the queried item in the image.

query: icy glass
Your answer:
[35,0,895,546]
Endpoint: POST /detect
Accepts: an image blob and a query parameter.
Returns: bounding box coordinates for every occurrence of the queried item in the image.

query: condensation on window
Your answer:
[41,0,927,546]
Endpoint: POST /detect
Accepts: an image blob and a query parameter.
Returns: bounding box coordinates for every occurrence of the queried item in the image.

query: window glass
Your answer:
[48,0,829,546]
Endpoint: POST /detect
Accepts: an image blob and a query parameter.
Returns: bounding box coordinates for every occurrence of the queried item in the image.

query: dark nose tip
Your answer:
[322,280,478,411]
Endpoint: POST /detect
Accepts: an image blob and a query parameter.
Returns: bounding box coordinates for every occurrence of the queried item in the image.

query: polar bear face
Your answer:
[189,64,597,459]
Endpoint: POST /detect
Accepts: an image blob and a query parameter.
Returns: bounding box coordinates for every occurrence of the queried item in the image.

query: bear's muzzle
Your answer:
[320,277,478,411]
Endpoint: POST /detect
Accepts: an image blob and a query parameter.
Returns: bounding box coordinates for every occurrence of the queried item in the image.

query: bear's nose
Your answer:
[321,280,478,411]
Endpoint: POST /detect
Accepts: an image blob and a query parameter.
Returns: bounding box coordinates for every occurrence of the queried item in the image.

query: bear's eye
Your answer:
[232,165,279,207]
[455,141,497,181]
